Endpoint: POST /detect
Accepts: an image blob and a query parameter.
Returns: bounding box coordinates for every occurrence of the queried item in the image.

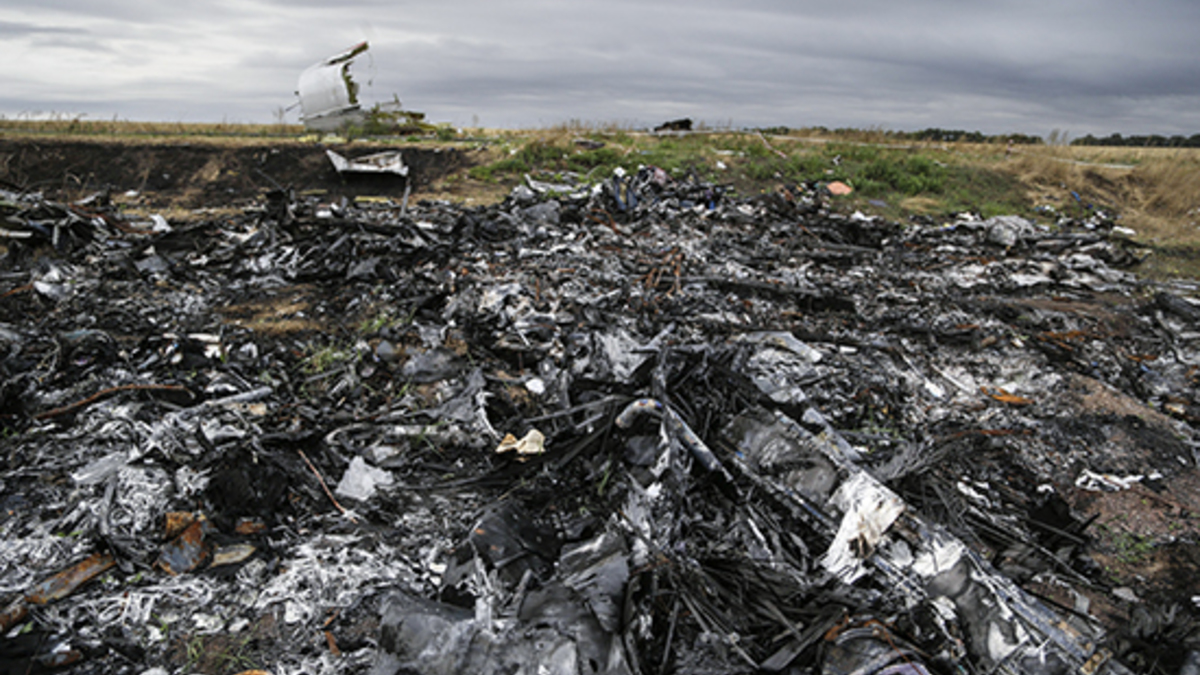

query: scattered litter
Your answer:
[0,150,1193,675]
[827,180,853,195]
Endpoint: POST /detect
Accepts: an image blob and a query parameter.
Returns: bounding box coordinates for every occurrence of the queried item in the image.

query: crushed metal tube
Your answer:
[2,160,1200,674]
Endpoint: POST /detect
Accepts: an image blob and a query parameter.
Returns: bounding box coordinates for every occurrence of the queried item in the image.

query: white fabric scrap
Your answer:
[821,473,906,583]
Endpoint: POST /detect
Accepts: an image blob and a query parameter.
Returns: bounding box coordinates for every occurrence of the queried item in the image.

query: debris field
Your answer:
[2,143,1200,675]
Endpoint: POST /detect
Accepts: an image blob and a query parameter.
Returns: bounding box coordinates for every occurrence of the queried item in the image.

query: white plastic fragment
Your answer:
[335,456,394,502]
[525,377,546,395]
[149,214,172,233]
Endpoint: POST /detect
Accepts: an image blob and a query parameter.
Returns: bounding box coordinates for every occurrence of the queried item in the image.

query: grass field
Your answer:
[3,117,1197,278]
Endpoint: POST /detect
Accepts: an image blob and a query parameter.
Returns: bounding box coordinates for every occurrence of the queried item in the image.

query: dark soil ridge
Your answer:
[0,137,471,209]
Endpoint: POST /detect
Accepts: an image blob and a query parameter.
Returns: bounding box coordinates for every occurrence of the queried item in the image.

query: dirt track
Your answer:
[0,137,472,209]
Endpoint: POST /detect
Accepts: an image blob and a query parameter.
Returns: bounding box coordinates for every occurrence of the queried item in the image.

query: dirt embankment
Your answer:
[0,137,473,210]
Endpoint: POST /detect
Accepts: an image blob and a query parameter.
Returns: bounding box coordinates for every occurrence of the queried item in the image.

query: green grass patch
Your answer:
[464,133,1043,223]
[937,164,1030,217]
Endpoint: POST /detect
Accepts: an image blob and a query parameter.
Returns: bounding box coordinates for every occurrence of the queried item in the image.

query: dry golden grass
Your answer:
[977,143,1200,278]
[898,196,944,213]
[0,118,304,138]
[996,145,1200,245]
[217,294,325,335]
[0,118,308,148]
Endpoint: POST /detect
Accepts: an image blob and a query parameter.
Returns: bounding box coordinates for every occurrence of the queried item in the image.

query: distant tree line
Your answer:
[755,126,1199,146]
[1071,133,1200,147]
[901,129,1044,144]
[762,126,1045,144]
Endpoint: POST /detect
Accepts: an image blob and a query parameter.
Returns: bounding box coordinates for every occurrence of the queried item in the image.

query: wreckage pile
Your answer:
[2,162,1200,675]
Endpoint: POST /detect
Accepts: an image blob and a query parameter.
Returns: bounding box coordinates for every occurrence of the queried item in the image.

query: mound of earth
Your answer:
[0,137,471,210]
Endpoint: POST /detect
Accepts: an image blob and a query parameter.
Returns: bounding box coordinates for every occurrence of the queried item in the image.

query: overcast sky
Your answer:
[3,1,1199,137]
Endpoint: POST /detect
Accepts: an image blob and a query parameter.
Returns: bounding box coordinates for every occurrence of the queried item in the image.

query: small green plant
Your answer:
[358,312,393,334]
[185,635,205,670]
[1112,530,1155,564]
[215,636,260,672]
[303,344,354,374]
[1097,521,1156,565]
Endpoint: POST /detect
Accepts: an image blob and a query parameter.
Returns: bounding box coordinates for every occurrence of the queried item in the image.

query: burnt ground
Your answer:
[0,137,472,211]
[2,139,1200,675]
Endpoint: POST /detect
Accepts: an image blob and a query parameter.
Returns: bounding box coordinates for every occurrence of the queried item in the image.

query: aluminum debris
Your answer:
[2,160,1200,675]
[326,149,409,177]
[298,41,371,132]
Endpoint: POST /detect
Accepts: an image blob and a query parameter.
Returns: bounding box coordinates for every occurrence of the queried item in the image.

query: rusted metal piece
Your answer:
[324,630,342,656]
[25,552,116,605]
[156,518,211,575]
[981,386,1034,406]
[1037,329,1095,352]
[0,598,29,634]
[164,511,197,539]
[235,518,267,535]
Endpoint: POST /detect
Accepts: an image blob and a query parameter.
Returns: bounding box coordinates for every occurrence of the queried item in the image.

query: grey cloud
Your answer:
[0,19,85,36]
[3,0,1199,135]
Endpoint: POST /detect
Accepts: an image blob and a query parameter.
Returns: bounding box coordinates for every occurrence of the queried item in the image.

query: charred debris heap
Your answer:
[2,160,1200,675]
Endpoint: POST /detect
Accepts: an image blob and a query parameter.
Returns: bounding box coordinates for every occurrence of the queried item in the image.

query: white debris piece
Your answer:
[326,149,409,177]
[524,377,546,395]
[1075,469,1144,492]
[495,429,546,457]
[821,473,906,583]
[335,456,394,502]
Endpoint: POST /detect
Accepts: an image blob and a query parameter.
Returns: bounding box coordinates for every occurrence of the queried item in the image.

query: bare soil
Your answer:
[0,137,475,211]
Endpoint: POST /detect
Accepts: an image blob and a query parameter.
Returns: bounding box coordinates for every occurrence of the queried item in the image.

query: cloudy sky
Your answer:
[3,1,1199,137]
